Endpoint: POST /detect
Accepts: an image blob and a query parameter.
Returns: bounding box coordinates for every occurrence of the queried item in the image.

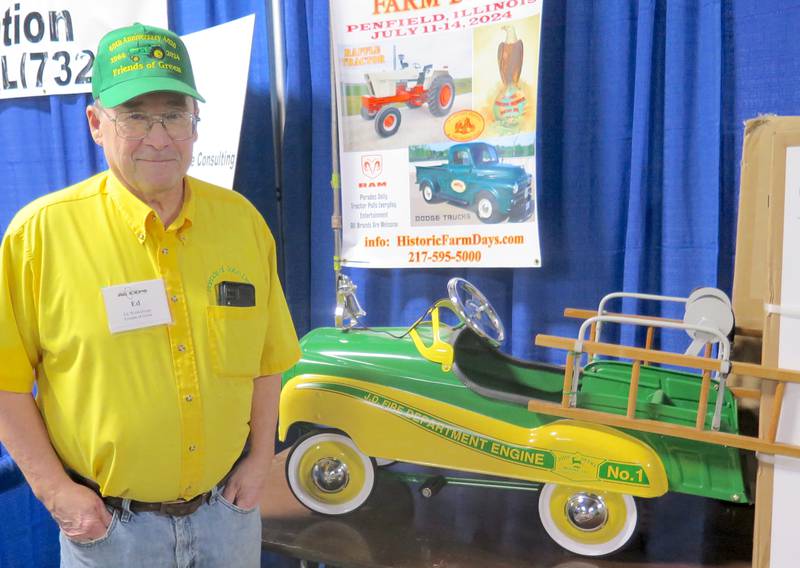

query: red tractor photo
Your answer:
[360,55,456,138]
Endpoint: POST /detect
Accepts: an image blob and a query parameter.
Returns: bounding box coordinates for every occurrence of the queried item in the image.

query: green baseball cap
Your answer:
[92,22,205,107]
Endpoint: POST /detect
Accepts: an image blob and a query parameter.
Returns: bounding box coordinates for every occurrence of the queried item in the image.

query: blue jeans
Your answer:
[59,485,261,568]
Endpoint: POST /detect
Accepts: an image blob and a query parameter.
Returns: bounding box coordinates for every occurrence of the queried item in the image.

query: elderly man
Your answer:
[0,23,300,567]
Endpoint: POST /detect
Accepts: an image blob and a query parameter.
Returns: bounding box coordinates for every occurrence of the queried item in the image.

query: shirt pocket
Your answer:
[206,305,267,379]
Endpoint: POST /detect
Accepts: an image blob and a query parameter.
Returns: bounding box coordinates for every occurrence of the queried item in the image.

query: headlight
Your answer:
[513,183,519,194]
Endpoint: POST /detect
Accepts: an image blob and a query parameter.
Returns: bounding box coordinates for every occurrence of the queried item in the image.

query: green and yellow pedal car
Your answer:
[278,278,800,557]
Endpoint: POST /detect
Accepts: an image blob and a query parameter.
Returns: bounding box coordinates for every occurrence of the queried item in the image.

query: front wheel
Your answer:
[375,107,402,137]
[475,192,504,223]
[538,484,638,557]
[286,430,376,515]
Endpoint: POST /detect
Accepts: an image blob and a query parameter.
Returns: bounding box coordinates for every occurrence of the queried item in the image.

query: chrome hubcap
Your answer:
[478,199,492,218]
[311,457,350,493]
[565,493,608,532]
[424,186,432,200]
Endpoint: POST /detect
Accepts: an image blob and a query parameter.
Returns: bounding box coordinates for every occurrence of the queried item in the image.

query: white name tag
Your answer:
[101,279,173,334]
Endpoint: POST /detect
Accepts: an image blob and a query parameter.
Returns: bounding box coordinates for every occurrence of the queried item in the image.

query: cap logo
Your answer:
[110,41,184,78]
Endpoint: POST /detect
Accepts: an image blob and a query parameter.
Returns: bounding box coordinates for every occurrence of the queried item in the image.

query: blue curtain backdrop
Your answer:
[4,0,800,565]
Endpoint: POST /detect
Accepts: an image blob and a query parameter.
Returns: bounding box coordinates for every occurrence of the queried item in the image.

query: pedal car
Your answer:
[278,278,800,557]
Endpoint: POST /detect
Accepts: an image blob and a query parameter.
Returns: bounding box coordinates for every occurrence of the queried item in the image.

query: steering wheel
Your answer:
[447,278,505,346]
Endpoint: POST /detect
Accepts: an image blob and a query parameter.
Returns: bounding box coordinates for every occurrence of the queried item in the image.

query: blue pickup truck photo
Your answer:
[414,142,533,223]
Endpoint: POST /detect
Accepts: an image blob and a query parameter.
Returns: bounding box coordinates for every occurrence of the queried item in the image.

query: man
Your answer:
[0,22,300,567]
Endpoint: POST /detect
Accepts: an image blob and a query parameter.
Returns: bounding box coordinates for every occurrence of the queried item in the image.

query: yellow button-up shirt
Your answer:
[0,171,301,502]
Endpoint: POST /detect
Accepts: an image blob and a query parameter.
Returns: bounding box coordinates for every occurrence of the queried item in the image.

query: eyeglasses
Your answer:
[98,106,199,141]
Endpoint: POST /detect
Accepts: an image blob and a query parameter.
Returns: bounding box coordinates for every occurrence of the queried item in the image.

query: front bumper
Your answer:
[508,194,534,222]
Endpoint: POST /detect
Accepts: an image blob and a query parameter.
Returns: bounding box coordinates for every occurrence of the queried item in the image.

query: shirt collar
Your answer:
[105,170,194,244]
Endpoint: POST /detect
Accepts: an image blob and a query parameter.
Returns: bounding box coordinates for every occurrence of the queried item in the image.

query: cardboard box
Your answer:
[733,116,800,329]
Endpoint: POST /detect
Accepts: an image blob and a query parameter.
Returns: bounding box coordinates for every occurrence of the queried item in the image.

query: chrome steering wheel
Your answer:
[447,278,505,346]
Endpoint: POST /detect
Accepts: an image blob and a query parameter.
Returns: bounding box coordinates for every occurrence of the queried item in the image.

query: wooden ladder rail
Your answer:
[695,344,714,430]
[534,334,800,459]
[768,382,785,443]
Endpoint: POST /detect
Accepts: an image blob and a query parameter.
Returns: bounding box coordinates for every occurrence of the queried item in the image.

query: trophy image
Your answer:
[493,25,526,129]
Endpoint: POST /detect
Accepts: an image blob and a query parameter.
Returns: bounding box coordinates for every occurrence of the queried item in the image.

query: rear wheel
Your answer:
[421,181,439,203]
[375,107,402,137]
[427,74,456,117]
[286,430,376,515]
[538,484,638,557]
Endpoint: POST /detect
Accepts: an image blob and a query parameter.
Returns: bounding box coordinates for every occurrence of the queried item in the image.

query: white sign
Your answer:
[771,146,800,568]
[0,1,167,100]
[101,279,172,334]
[331,0,543,268]
[184,14,254,189]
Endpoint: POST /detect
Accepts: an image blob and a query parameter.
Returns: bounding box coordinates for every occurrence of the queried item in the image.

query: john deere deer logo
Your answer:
[361,155,382,179]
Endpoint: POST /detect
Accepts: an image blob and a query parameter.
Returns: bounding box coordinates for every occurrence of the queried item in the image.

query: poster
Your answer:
[331,0,543,268]
[0,1,167,100]
[184,14,254,189]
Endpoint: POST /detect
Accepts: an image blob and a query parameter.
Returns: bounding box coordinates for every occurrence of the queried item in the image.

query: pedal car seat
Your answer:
[452,328,564,406]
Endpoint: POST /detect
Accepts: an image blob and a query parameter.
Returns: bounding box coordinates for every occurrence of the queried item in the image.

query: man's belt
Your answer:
[103,492,210,517]
[69,471,216,517]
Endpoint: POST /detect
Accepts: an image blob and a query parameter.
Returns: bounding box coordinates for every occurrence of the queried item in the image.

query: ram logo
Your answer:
[361,154,383,178]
